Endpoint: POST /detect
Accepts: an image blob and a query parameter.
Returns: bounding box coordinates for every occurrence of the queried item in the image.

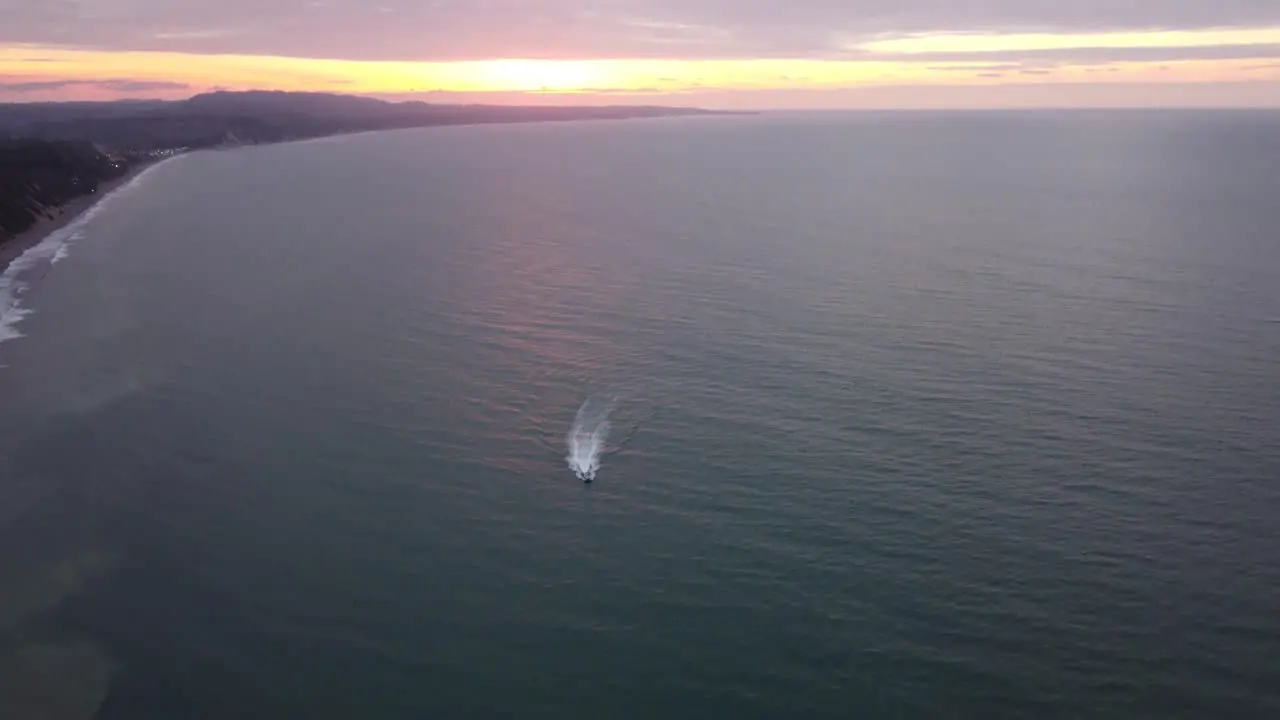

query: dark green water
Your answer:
[1,112,1278,718]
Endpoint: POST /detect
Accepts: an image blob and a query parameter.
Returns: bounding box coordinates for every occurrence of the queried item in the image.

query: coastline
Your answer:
[0,107,740,277]
[0,161,156,276]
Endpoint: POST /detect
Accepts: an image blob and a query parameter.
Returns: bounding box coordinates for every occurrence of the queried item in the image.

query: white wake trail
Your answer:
[566,396,614,481]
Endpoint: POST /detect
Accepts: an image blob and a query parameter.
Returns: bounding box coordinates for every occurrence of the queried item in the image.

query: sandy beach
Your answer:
[0,163,154,276]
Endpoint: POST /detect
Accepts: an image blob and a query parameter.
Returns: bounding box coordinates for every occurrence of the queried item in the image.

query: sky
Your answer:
[2,0,1280,108]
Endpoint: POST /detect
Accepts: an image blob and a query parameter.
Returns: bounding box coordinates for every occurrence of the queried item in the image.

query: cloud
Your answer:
[152,28,248,40]
[925,64,1023,73]
[0,78,190,93]
[3,2,1279,107]
[0,79,76,92]
[869,43,1280,65]
[97,79,191,92]
[1,1,1279,61]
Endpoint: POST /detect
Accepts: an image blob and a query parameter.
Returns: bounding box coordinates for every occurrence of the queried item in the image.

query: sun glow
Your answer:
[469,59,605,92]
[2,39,1278,106]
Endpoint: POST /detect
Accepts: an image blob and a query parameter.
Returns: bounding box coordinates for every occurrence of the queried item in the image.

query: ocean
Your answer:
[1,111,1278,719]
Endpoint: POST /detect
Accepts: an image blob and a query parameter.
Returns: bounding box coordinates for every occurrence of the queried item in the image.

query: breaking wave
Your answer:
[0,159,173,350]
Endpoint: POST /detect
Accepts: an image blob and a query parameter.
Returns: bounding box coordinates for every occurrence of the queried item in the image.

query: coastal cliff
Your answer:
[0,139,133,247]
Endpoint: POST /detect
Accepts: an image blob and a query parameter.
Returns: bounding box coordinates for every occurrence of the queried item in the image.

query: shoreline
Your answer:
[0,161,157,276]
[0,109,740,278]
[0,108,742,277]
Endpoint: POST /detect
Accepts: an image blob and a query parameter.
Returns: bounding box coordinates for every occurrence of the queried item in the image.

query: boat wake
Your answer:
[567,395,614,482]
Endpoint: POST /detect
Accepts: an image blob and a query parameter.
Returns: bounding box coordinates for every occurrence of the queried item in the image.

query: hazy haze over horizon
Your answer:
[1,0,1279,108]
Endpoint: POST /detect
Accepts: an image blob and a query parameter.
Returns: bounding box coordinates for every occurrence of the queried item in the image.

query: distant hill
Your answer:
[0,91,725,153]
[0,100,172,132]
